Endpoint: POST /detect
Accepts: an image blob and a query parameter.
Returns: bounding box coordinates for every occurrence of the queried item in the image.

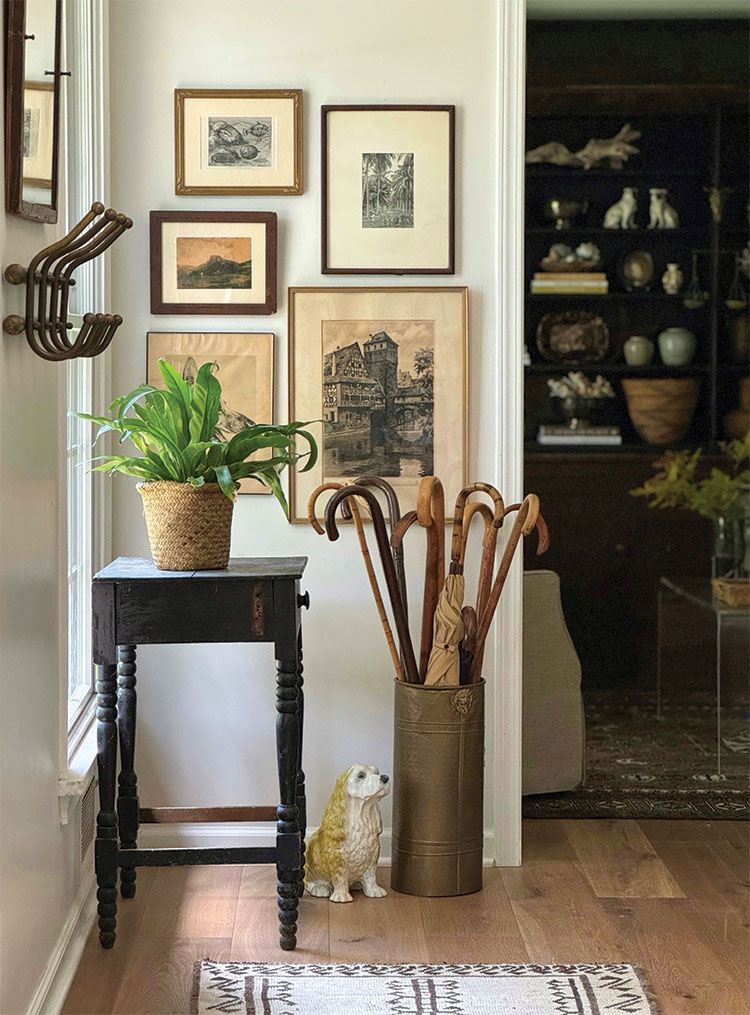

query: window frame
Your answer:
[58,0,111,766]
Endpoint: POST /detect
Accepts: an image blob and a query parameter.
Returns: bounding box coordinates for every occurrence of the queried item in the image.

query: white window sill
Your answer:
[58,717,97,825]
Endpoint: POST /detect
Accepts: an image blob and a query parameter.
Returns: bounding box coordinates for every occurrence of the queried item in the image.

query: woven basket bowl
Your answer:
[622,378,700,445]
[137,481,234,571]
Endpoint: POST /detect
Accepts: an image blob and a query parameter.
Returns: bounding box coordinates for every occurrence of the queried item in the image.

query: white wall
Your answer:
[0,95,80,1015]
[109,0,511,855]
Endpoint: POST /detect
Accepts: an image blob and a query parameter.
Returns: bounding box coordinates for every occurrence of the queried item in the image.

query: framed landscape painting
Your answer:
[321,105,455,274]
[147,331,274,495]
[288,286,467,523]
[150,211,277,315]
[175,88,302,195]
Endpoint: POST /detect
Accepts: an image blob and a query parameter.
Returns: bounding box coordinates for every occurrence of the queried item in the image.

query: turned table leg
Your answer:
[295,632,307,898]
[95,662,119,948]
[276,654,300,951]
[117,645,139,898]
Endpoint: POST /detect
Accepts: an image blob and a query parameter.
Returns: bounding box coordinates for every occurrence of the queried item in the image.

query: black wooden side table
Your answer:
[92,556,309,951]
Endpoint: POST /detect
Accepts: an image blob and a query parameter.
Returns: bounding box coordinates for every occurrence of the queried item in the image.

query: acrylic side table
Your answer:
[656,575,749,775]
[92,556,309,950]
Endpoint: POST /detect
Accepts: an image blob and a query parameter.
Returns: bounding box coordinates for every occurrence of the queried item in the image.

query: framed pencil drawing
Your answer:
[147,331,275,495]
[288,286,468,523]
[321,105,455,275]
[175,88,302,195]
[22,81,55,189]
[150,211,277,315]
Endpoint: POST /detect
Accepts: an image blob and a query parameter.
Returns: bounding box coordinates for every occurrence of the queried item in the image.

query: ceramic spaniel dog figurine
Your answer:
[305,764,389,903]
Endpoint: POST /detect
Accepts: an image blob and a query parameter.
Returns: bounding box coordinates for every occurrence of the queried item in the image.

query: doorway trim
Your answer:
[493,0,526,867]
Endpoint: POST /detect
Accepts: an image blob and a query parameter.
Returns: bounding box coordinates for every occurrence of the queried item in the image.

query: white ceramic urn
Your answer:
[658,326,697,366]
[623,334,655,366]
[661,262,684,295]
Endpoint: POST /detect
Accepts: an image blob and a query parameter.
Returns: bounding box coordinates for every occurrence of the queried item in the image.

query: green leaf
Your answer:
[158,358,191,433]
[214,463,238,501]
[293,428,318,472]
[253,466,288,517]
[189,361,221,443]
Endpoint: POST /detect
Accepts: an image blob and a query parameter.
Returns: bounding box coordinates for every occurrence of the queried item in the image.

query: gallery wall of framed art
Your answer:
[107,0,519,865]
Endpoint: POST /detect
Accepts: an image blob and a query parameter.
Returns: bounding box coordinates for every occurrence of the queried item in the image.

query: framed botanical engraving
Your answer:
[150,211,277,315]
[288,286,467,523]
[321,105,455,275]
[147,331,275,495]
[23,81,55,188]
[175,89,302,195]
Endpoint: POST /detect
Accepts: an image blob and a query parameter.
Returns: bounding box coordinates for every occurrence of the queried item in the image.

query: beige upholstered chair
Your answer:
[523,569,585,795]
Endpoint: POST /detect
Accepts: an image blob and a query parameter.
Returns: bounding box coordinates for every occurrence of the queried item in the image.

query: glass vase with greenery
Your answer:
[78,358,317,515]
[630,434,750,577]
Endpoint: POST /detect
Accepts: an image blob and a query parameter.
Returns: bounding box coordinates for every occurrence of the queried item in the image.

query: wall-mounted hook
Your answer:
[2,202,132,360]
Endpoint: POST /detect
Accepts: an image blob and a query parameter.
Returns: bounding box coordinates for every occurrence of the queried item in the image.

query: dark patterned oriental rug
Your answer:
[191,961,660,1014]
[523,691,750,819]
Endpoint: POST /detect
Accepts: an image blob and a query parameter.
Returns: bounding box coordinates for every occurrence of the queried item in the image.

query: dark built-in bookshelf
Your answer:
[524,92,749,456]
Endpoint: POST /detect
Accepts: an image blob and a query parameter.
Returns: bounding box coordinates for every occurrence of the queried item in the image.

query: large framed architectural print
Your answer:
[321,105,455,274]
[288,286,468,523]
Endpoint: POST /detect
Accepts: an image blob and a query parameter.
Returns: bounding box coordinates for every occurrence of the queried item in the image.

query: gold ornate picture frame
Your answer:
[287,286,468,523]
[175,88,302,195]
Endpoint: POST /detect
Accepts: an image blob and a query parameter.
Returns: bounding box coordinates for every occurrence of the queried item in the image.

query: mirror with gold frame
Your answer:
[4,0,64,222]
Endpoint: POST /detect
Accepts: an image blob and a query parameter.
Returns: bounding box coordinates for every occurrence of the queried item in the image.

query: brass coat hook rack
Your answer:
[2,202,132,361]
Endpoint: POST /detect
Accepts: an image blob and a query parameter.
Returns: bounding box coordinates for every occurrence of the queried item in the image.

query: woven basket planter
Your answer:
[137,481,234,571]
[622,378,700,445]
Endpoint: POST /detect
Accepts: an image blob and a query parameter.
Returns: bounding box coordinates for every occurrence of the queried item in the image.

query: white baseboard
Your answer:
[140,823,497,867]
[27,869,96,1015]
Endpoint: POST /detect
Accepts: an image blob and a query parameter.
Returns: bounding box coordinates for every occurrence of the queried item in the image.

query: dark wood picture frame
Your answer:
[321,104,455,275]
[174,88,303,196]
[149,211,277,315]
[4,0,64,223]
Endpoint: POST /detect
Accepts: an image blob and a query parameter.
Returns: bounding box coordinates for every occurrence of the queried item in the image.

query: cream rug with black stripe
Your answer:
[191,961,659,1014]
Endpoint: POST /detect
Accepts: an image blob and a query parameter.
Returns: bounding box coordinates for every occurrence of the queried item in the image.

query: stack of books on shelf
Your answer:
[537,424,622,446]
[530,272,609,294]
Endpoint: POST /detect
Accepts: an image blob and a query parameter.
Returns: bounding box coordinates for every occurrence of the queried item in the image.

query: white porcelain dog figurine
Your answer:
[648,188,679,229]
[305,764,389,903]
[603,187,638,229]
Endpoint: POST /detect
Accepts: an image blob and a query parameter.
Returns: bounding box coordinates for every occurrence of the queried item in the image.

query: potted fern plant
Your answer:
[79,359,317,571]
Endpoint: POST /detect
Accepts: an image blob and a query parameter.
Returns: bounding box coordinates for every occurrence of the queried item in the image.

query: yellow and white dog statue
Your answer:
[305,764,389,903]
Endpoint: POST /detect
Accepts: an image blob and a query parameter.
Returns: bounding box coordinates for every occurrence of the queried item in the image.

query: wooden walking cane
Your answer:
[416,476,445,681]
[307,483,403,681]
[325,485,420,685]
[469,495,548,684]
[353,476,408,624]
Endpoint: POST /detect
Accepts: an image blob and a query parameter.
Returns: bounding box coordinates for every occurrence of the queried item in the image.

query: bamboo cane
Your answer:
[416,476,446,681]
[469,495,547,683]
[325,485,420,685]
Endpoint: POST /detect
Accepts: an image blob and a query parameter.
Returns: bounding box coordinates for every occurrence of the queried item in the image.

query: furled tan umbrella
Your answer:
[423,568,464,686]
[424,482,507,687]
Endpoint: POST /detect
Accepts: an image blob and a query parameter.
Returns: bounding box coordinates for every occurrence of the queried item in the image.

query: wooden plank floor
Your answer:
[63,819,749,1015]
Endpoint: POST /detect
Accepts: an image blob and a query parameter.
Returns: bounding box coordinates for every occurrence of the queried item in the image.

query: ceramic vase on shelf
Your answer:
[657,326,696,366]
[623,334,655,366]
[661,263,683,295]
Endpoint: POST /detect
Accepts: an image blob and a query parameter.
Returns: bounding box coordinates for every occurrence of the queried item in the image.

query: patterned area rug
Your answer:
[191,961,659,1014]
[524,690,750,819]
